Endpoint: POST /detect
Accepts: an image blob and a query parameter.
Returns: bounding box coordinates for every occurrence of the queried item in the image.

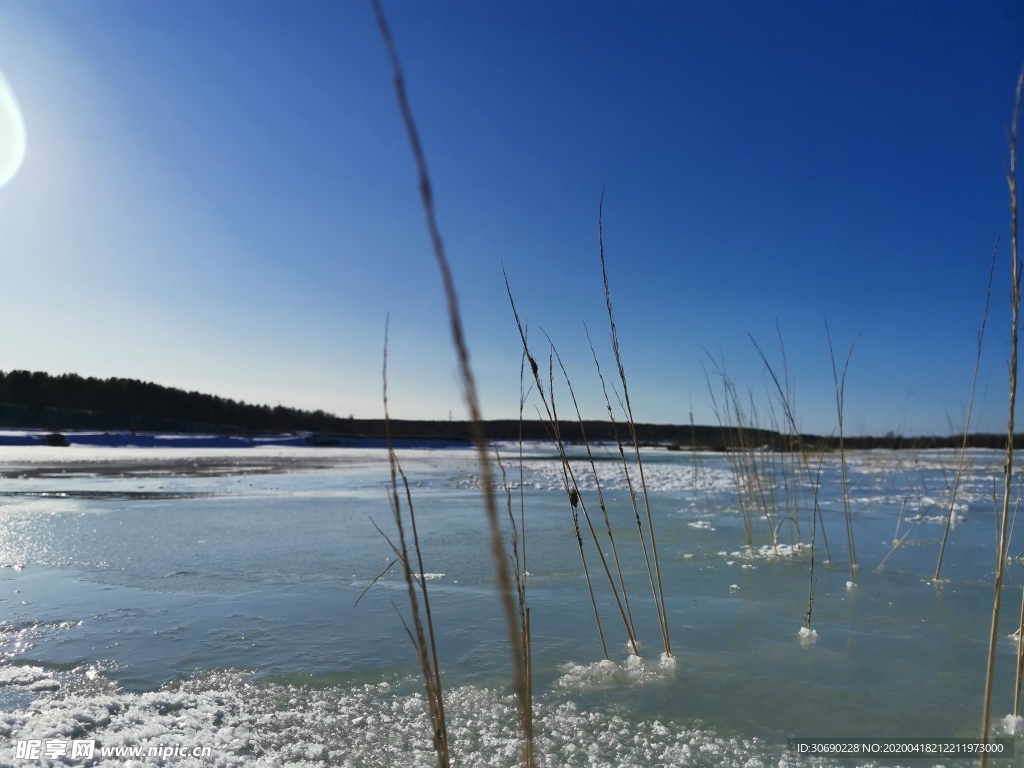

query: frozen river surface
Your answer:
[0,444,1020,766]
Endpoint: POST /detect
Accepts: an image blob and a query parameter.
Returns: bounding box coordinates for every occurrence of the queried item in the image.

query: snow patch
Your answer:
[730,542,808,560]
[1002,714,1024,735]
[556,654,677,691]
[0,665,58,689]
[687,520,715,531]
[907,514,966,525]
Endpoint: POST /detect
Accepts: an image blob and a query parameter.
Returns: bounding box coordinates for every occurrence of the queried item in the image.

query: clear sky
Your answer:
[0,1,1021,436]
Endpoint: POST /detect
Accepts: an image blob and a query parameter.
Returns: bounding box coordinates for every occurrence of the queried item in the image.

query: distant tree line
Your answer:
[0,369,1020,449]
[0,370,355,434]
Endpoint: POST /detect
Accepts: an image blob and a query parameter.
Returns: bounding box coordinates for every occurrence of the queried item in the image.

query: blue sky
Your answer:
[0,1,1021,436]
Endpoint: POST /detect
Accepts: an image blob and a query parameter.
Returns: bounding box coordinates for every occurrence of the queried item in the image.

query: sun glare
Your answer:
[0,71,26,190]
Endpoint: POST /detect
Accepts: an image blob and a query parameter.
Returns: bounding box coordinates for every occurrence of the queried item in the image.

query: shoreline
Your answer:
[0,427,1015,453]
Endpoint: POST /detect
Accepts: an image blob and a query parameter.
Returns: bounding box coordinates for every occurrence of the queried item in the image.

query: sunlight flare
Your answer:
[0,71,26,190]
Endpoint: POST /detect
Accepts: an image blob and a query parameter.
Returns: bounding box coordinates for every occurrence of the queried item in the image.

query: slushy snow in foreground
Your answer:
[0,666,886,768]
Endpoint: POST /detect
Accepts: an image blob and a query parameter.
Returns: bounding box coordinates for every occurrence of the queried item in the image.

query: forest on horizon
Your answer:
[0,369,1017,451]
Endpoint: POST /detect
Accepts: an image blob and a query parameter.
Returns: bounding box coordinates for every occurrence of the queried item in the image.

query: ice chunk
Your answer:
[557,653,675,691]
[1002,713,1024,735]
[0,665,54,687]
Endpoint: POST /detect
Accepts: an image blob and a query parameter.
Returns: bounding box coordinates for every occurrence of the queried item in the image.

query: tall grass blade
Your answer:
[503,276,610,658]
[981,64,1023,766]
[701,353,757,554]
[598,191,672,656]
[749,332,833,563]
[546,351,611,659]
[825,321,859,584]
[1015,586,1024,717]
[934,240,998,582]
[547,335,640,654]
[371,4,534,762]
[382,316,449,767]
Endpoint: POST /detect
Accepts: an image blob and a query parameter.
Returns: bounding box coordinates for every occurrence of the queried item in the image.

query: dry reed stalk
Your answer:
[981,65,1023,765]
[504,270,649,658]
[876,473,963,570]
[496,451,524,624]
[495,446,533,727]
[547,337,640,654]
[804,450,827,633]
[742,387,782,552]
[586,323,669,649]
[382,317,449,767]
[518,347,532,586]
[544,351,611,659]
[750,332,833,563]
[701,356,757,554]
[725,389,760,548]
[729,386,761,545]
[598,194,672,656]
[934,241,998,583]
[875,498,924,572]
[825,322,859,584]
[502,276,611,658]
[876,454,954,569]
[1015,585,1024,717]
[370,3,534,762]
[765,391,804,546]
[1004,464,1024,551]
[737,407,774,544]
[516,353,533,716]
[892,496,908,545]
